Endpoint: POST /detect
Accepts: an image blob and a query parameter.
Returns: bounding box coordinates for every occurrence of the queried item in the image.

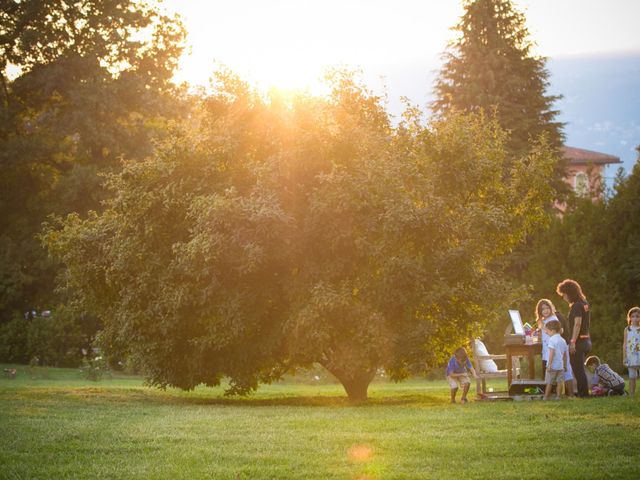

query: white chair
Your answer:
[471,338,519,397]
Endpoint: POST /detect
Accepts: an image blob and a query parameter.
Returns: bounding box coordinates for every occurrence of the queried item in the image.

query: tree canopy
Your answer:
[0,0,185,325]
[46,71,557,401]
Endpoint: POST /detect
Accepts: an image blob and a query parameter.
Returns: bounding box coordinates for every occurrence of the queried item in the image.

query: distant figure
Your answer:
[535,298,575,397]
[446,347,478,404]
[623,306,640,396]
[544,320,568,400]
[585,356,625,396]
[556,279,591,397]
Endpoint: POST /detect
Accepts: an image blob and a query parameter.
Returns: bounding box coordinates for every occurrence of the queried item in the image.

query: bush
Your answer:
[80,355,109,381]
[0,317,28,363]
[0,307,89,367]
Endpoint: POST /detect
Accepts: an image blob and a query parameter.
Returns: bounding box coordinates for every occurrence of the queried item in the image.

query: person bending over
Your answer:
[585,355,625,396]
[446,347,478,404]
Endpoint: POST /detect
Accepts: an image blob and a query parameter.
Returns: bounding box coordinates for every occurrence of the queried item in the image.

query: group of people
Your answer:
[446,278,640,403]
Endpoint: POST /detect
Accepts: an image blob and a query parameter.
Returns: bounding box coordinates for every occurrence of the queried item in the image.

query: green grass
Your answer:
[1,364,639,479]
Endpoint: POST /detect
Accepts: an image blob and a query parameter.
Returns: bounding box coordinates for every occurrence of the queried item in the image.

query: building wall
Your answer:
[564,164,606,198]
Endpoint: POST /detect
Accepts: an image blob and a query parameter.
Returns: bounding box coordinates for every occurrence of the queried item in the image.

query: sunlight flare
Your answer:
[348,444,374,463]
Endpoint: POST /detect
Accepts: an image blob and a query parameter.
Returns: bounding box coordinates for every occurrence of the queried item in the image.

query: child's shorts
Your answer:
[447,374,471,389]
[545,369,564,385]
[628,366,639,379]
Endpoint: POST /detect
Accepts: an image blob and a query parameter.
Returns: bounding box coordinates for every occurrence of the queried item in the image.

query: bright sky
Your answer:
[164,0,640,94]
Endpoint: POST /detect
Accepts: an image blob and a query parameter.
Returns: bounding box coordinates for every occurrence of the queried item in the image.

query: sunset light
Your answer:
[164,0,460,93]
[165,0,640,97]
[4,0,640,477]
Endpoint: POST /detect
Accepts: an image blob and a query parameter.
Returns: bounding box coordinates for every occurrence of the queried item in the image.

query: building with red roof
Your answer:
[562,146,621,198]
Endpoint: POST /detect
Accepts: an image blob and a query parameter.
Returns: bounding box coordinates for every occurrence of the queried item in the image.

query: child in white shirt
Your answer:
[544,320,568,400]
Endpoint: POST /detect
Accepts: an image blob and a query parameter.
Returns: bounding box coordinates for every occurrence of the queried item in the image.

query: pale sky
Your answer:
[164,0,640,93]
[163,0,640,173]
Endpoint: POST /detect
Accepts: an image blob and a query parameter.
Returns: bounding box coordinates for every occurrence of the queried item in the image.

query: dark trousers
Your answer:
[609,383,626,395]
[570,338,592,397]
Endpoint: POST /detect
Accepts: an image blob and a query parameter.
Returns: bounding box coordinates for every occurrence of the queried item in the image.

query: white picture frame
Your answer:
[509,309,525,336]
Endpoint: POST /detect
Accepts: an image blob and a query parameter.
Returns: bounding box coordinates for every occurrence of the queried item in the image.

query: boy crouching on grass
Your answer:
[545,320,568,400]
[585,356,626,396]
[446,347,478,404]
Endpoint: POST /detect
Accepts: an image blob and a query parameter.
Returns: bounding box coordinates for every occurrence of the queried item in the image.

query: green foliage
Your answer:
[432,0,566,193]
[0,316,27,362]
[516,147,640,372]
[80,354,109,381]
[45,70,557,401]
[0,0,186,326]
[603,151,640,305]
[0,306,90,367]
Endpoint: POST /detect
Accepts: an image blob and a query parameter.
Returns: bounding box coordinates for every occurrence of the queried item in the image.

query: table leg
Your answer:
[507,352,513,386]
[529,352,535,379]
[527,352,536,380]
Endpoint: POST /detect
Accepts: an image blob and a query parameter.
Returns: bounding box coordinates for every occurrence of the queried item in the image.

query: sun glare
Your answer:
[165,0,640,98]
[164,0,460,95]
[167,1,351,94]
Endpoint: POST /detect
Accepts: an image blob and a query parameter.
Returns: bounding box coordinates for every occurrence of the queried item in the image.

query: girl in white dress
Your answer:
[623,306,640,396]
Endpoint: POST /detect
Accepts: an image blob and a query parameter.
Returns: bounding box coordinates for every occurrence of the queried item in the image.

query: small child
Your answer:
[585,356,625,396]
[544,320,568,400]
[623,306,640,396]
[446,347,477,404]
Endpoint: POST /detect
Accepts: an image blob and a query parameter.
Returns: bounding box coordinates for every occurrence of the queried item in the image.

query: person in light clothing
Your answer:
[623,306,640,396]
[544,320,568,400]
[535,298,575,397]
[446,347,478,404]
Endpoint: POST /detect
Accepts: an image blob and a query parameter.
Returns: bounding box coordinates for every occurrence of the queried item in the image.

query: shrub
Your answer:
[80,355,109,381]
[0,307,89,367]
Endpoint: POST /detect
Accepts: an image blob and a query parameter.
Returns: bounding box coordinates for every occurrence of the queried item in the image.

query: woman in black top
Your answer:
[556,279,592,397]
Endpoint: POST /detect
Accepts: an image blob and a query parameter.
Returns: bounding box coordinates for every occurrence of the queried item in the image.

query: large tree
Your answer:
[432,0,564,162]
[46,71,557,401]
[0,0,185,325]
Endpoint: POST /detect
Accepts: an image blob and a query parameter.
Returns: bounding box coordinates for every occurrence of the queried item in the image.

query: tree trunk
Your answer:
[321,363,377,402]
[341,376,372,403]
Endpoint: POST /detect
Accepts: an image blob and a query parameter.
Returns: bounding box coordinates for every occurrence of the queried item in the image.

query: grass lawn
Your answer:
[1,364,639,479]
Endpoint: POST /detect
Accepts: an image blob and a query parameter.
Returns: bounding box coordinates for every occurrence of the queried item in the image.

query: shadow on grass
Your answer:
[2,386,447,408]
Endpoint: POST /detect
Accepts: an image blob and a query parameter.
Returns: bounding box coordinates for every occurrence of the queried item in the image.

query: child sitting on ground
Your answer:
[544,320,568,400]
[585,355,626,396]
[446,347,478,404]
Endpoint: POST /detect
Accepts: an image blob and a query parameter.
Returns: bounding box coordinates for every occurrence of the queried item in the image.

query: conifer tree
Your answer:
[433,0,564,159]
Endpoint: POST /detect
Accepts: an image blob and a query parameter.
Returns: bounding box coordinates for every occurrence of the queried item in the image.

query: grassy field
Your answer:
[1,364,639,479]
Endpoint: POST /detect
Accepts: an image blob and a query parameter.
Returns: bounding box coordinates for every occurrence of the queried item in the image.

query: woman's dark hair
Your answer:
[556,279,586,303]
